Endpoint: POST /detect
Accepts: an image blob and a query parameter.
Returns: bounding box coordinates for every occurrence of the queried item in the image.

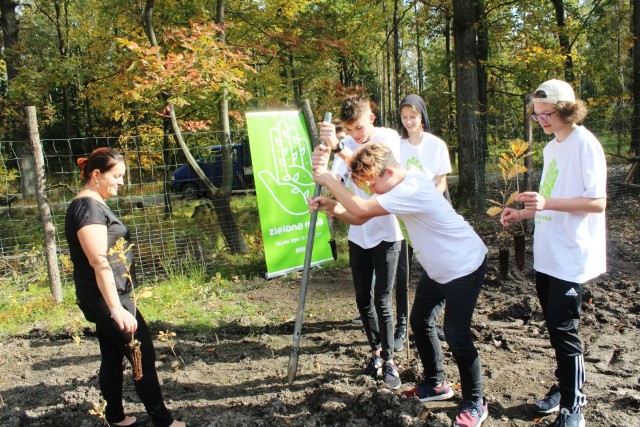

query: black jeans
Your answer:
[349,240,401,362]
[78,294,174,427]
[410,259,486,402]
[394,241,411,331]
[535,271,587,412]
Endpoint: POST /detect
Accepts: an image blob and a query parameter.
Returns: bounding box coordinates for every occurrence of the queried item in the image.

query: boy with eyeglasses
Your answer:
[501,79,607,427]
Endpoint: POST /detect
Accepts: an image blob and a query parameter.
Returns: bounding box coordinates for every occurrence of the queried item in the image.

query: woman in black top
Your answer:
[65,148,186,427]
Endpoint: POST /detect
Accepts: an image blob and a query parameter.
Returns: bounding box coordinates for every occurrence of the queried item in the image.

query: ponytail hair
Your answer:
[77,147,124,183]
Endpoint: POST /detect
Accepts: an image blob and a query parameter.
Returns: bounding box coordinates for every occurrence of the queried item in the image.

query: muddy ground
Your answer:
[1,196,639,427]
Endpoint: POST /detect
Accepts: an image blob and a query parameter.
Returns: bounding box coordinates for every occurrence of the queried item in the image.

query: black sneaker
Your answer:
[382,361,401,389]
[553,408,585,427]
[535,384,561,414]
[394,328,406,351]
[352,315,363,324]
[362,356,383,378]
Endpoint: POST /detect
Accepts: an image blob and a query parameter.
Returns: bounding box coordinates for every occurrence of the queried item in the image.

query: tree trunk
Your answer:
[162,117,173,218]
[452,0,485,209]
[475,0,489,163]
[632,0,640,158]
[392,0,401,128]
[216,0,248,253]
[445,14,457,168]
[0,0,20,81]
[415,3,424,95]
[551,0,574,82]
[1,0,36,199]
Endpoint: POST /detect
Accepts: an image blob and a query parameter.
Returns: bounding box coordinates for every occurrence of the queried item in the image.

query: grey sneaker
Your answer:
[535,384,561,414]
[382,361,401,389]
[553,408,585,427]
[362,356,383,378]
[352,315,363,324]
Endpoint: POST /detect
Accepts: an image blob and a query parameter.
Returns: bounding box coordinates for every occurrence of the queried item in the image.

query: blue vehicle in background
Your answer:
[171,143,253,199]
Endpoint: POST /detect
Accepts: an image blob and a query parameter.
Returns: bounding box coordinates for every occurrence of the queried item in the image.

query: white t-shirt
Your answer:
[331,127,403,249]
[399,132,452,183]
[533,125,607,283]
[377,167,487,283]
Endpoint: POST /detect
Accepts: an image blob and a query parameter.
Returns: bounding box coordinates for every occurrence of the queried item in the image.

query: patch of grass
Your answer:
[0,269,275,339]
[0,283,80,336]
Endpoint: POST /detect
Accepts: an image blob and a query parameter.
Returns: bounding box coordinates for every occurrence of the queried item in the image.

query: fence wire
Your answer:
[0,130,252,293]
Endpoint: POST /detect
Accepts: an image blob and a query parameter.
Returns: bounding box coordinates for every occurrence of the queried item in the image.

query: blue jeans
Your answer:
[410,259,486,401]
[349,240,401,362]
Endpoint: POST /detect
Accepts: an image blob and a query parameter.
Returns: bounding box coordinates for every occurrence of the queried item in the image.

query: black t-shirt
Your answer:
[65,197,136,302]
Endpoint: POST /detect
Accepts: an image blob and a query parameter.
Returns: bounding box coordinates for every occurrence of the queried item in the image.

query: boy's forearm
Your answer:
[331,202,367,225]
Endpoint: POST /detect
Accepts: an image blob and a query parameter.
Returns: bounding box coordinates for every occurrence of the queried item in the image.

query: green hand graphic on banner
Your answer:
[246,111,333,278]
[257,119,315,215]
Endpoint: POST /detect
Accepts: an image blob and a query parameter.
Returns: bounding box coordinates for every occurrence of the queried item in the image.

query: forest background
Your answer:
[2,0,640,202]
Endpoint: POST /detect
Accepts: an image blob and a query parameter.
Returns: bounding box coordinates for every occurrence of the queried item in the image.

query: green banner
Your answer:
[246,110,333,278]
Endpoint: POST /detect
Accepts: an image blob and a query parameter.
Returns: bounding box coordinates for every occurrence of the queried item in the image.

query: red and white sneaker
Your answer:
[454,398,488,427]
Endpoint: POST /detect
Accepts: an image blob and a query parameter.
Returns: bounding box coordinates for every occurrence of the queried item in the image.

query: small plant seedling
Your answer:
[486,138,530,221]
[487,139,530,272]
[88,399,107,425]
[108,237,143,380]
[158,330,185,368]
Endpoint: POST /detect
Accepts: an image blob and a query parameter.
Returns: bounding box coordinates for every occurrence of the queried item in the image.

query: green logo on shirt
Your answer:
[406,157,423,172]
[539,158,558,198]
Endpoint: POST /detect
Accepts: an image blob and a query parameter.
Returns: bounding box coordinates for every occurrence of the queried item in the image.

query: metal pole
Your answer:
[287,101,331,384]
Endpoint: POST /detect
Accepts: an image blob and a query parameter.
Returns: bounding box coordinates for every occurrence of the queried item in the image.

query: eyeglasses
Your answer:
[531,111,558,122]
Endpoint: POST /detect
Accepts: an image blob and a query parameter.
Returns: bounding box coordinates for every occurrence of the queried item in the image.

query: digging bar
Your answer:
[287,103,331,385]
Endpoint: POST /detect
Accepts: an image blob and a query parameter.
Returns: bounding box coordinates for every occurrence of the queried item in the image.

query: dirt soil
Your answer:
[1,196,639,427]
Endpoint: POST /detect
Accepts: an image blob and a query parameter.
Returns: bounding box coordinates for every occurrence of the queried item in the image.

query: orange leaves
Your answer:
[487,206,504,217]
[486,139,530,216]
[116,21,254,113]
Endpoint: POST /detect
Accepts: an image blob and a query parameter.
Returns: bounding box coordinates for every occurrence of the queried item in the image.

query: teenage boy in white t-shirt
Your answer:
[501,79,606,427]
[309,142,489,427]
[319,95,404,390]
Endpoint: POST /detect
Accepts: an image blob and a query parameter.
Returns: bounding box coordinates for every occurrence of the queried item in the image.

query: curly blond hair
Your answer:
[528,91,588,125]
[350,143,399,185]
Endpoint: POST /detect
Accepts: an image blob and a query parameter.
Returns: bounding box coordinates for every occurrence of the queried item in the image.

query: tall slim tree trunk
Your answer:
[1,0,35,199]
[632,0,640,159]
[415,3,424,95]
[445,12,456,168]
[215,0,248,253]
[452,0,485,209]
[551,0,574,82]
[392,0,401,128]
[475,0,489,163]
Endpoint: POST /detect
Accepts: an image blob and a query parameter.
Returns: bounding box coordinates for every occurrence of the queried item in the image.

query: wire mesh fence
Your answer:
[0,130,254,294]
[0,112,638,295]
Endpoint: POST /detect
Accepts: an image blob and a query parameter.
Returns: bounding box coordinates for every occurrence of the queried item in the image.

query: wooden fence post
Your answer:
[25,106,62,303]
